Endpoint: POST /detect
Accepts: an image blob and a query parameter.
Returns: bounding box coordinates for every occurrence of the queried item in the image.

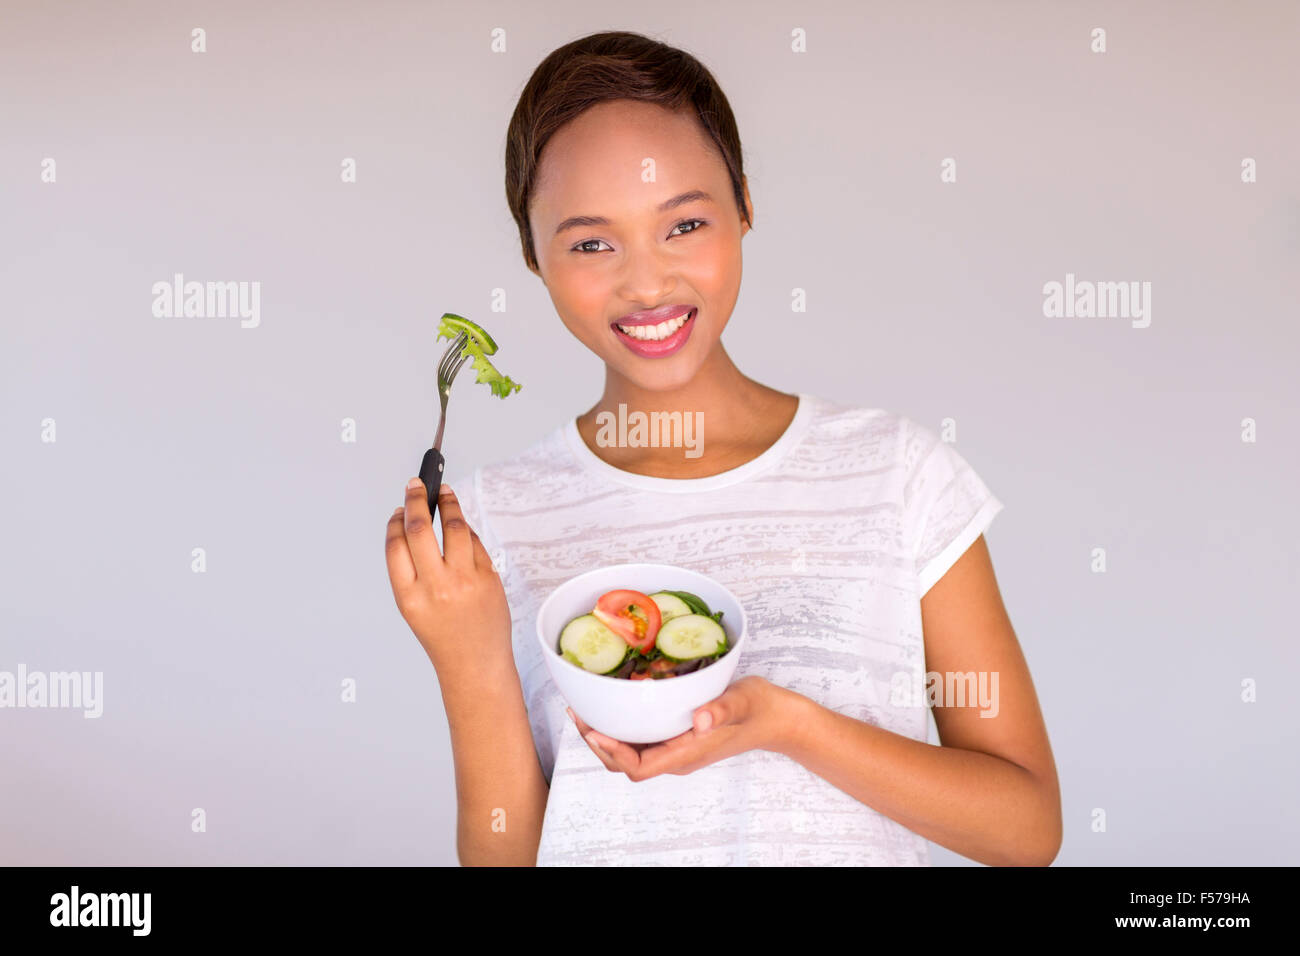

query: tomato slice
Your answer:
[592,589,661,654]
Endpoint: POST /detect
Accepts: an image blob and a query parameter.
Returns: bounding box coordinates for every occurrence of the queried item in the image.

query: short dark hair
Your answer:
[505,30,752,271]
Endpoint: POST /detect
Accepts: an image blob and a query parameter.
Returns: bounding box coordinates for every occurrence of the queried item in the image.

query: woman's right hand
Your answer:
[385,477,512,674]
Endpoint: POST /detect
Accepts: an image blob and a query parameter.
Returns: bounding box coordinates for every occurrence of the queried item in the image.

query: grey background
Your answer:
[2,0,1297,865]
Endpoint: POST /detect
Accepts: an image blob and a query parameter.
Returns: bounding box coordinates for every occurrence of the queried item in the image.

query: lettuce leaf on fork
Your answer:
[435,312,522,398]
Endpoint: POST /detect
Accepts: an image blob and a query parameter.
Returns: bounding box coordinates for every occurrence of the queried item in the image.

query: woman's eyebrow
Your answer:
[552,189,714,236]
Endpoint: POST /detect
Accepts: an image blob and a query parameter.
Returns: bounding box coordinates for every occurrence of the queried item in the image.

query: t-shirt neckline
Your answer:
[562,392,815,493]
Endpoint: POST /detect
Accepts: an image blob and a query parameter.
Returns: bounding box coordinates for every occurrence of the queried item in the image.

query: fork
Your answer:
[418,329,471,519]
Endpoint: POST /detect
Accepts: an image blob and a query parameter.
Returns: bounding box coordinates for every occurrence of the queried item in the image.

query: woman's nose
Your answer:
[615,246,677,302]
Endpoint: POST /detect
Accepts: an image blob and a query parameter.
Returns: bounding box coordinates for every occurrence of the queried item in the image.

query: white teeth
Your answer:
[617,311,691,341]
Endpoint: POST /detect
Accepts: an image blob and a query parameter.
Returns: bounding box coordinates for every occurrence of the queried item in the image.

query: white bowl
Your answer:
[536,562,748,744]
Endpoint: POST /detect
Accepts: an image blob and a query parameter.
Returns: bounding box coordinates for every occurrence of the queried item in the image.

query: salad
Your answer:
[436,312,523,398]
[558,588,730,679]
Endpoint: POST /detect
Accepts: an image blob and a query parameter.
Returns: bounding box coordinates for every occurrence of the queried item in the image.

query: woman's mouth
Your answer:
[611,308,697,357]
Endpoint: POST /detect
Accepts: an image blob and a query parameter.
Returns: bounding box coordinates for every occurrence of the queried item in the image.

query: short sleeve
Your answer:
[901,418,1004,597]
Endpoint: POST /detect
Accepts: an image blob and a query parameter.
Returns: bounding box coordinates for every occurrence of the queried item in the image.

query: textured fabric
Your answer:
[446,392,1003,866]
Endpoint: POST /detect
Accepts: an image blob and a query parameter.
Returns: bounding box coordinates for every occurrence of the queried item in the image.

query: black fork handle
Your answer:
[418,447,445,519]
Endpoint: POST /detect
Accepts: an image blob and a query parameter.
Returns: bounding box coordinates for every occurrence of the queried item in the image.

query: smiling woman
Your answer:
[388,29,1060,869]
[505,36,751,274]
[511,94,756,405]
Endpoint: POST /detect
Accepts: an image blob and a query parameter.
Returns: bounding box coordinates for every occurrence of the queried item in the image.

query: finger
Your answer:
[583,729,643,771]
[634,732,703,777]
[568,709,635,774]
[580,732,621,772]
[569,709,606,748]
[467,527,494,575]
[402,478,442,580]
[569,707,591,735]
[693,705,717,734]
[433,483,475,569]
[384,506,416,591]
[696,686,744,734]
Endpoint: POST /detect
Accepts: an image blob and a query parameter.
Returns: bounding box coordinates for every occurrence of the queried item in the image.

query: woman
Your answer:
[385,30,1061,867]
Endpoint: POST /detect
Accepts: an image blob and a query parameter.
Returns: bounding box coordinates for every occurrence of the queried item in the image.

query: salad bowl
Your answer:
[536,562,748,744]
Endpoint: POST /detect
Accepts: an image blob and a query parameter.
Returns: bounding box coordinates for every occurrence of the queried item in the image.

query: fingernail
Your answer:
[697,711,713,732]
[407,477,422,490]
[566,707,575,722]
[440,483,451,494]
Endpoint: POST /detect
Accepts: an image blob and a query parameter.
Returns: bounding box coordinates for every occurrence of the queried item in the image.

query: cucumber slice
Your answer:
[438,312,498,355]
[655,614,727,662]
[647,591,693,623]
[558,614,628,674]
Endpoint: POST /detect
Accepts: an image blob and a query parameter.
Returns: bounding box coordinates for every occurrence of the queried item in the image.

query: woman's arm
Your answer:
[386,481,549,866]
[438,654,550,867]
[776,535,1062,866]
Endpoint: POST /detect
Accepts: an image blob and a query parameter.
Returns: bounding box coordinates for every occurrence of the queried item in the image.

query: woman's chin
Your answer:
[626,365,701,394]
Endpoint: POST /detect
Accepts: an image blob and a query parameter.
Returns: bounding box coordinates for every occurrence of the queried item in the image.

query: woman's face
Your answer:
[528,99,752,392]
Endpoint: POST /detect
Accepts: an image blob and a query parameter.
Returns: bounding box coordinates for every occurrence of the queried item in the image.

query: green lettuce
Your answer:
[436,313,522,398]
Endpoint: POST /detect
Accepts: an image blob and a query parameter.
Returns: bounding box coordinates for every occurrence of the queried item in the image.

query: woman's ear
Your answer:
[740,176,754,235]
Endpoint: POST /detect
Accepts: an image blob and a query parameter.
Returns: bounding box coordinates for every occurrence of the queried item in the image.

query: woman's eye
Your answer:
[571,219,708,255]
[671,218,706,237]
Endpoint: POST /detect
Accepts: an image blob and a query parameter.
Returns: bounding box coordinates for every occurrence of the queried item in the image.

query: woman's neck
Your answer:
[574,345,800,480]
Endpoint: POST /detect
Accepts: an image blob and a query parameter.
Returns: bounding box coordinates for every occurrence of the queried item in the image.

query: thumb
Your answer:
[694,689,736,734]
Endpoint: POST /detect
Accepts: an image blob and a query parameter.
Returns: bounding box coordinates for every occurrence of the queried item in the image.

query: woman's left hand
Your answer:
[568,675,796,782]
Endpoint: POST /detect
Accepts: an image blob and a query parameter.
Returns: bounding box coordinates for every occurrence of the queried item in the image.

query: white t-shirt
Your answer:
[446,392,1003,866]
